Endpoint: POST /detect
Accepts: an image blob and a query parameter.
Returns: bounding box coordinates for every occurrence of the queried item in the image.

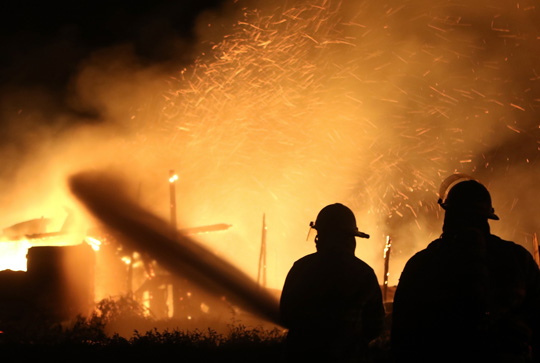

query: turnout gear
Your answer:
[281,203,383,362]
[392,177,540,362]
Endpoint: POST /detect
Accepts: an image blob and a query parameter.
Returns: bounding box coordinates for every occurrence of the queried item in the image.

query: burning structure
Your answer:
[0,216,240,324]
[0,173,272,325]
[0,217,95,322]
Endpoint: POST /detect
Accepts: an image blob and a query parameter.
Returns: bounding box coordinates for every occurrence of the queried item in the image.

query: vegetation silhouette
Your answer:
[0,296,287,362]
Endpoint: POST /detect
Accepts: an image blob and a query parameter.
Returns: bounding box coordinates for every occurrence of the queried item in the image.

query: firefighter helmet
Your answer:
[310,203,369,238]
[439,179,499,220]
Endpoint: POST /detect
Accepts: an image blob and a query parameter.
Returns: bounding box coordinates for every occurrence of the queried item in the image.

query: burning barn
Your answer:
[0,202,265,325]
[0,214,105,323]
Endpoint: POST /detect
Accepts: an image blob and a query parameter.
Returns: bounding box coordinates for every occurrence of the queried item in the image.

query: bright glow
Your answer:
[121,256,131,265]
[169,174,178,183]
[2,0,535,302]
[142,291,151,317]
[384,236,392,259]
[200,302,210,313]
[86,236,102,251]
[167,284,174,318]
[0,240,31,271]
[155,0,540,289]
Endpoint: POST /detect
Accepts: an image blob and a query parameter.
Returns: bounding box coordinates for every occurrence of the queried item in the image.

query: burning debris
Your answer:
[69,170,281,325]
[0,184,239,324]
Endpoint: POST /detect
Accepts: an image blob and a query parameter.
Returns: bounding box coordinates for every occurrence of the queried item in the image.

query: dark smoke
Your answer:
[0,0,232,176]
[0,0,235,229]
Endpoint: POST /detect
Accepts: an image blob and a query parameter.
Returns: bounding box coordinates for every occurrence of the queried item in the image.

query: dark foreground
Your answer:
[0,297,392,362]
[0,328,391,363]
[1,320,286,362]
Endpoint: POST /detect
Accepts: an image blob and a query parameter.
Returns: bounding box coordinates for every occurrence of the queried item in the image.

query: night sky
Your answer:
[0,0,229,118]
[0,0,235,185]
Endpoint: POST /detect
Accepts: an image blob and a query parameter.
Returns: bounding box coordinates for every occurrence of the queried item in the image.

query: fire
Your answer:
[85,236,102,251]
[149,0,540,288]
[0,239,31,271]
[0,235,103,272]
[2,0,538,300]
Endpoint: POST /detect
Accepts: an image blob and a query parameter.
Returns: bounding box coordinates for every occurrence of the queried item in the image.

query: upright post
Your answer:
[169,170,178,231]
[383,235,392,302]
[168,170,179,318]
[257,213,267,287]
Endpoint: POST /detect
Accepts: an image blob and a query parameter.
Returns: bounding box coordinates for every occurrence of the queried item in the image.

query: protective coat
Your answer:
[392,232,540,362]
[281,247,384,362]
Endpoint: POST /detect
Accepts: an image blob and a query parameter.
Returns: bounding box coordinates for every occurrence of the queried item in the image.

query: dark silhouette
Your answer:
[280,203,385,362]
[391,178,540,362]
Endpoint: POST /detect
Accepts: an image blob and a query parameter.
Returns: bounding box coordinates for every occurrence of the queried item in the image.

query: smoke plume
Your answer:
[1,0,538,292]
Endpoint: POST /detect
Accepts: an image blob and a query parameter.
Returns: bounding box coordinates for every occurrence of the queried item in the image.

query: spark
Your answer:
[507,125,522,133]
[510,103,526,111]
[127,0,540,287]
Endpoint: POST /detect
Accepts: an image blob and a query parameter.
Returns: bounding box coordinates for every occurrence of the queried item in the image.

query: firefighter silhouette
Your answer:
[392,177,540,362]
[280,203,384,362]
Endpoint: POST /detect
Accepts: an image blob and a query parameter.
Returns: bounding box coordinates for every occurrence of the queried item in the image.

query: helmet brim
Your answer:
[354,230,370,239]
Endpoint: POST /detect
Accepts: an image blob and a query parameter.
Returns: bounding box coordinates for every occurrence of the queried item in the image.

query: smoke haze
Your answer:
[1,0,538,293]
[69,170,281,324]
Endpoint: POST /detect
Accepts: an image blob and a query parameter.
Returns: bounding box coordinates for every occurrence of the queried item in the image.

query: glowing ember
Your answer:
[86,236,102,251]
[2,0,538,297]
[148,0,539,287]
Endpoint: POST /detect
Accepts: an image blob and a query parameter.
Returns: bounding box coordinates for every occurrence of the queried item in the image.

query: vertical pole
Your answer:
[257,213,267,288]
[383,235,392,302]
[169,170,178,231]
[168,170,179,318]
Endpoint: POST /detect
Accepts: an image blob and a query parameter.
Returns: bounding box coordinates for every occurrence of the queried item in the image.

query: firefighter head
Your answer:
[310,203,369,252]
[439,179,499,220]
[439,179,499,235]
